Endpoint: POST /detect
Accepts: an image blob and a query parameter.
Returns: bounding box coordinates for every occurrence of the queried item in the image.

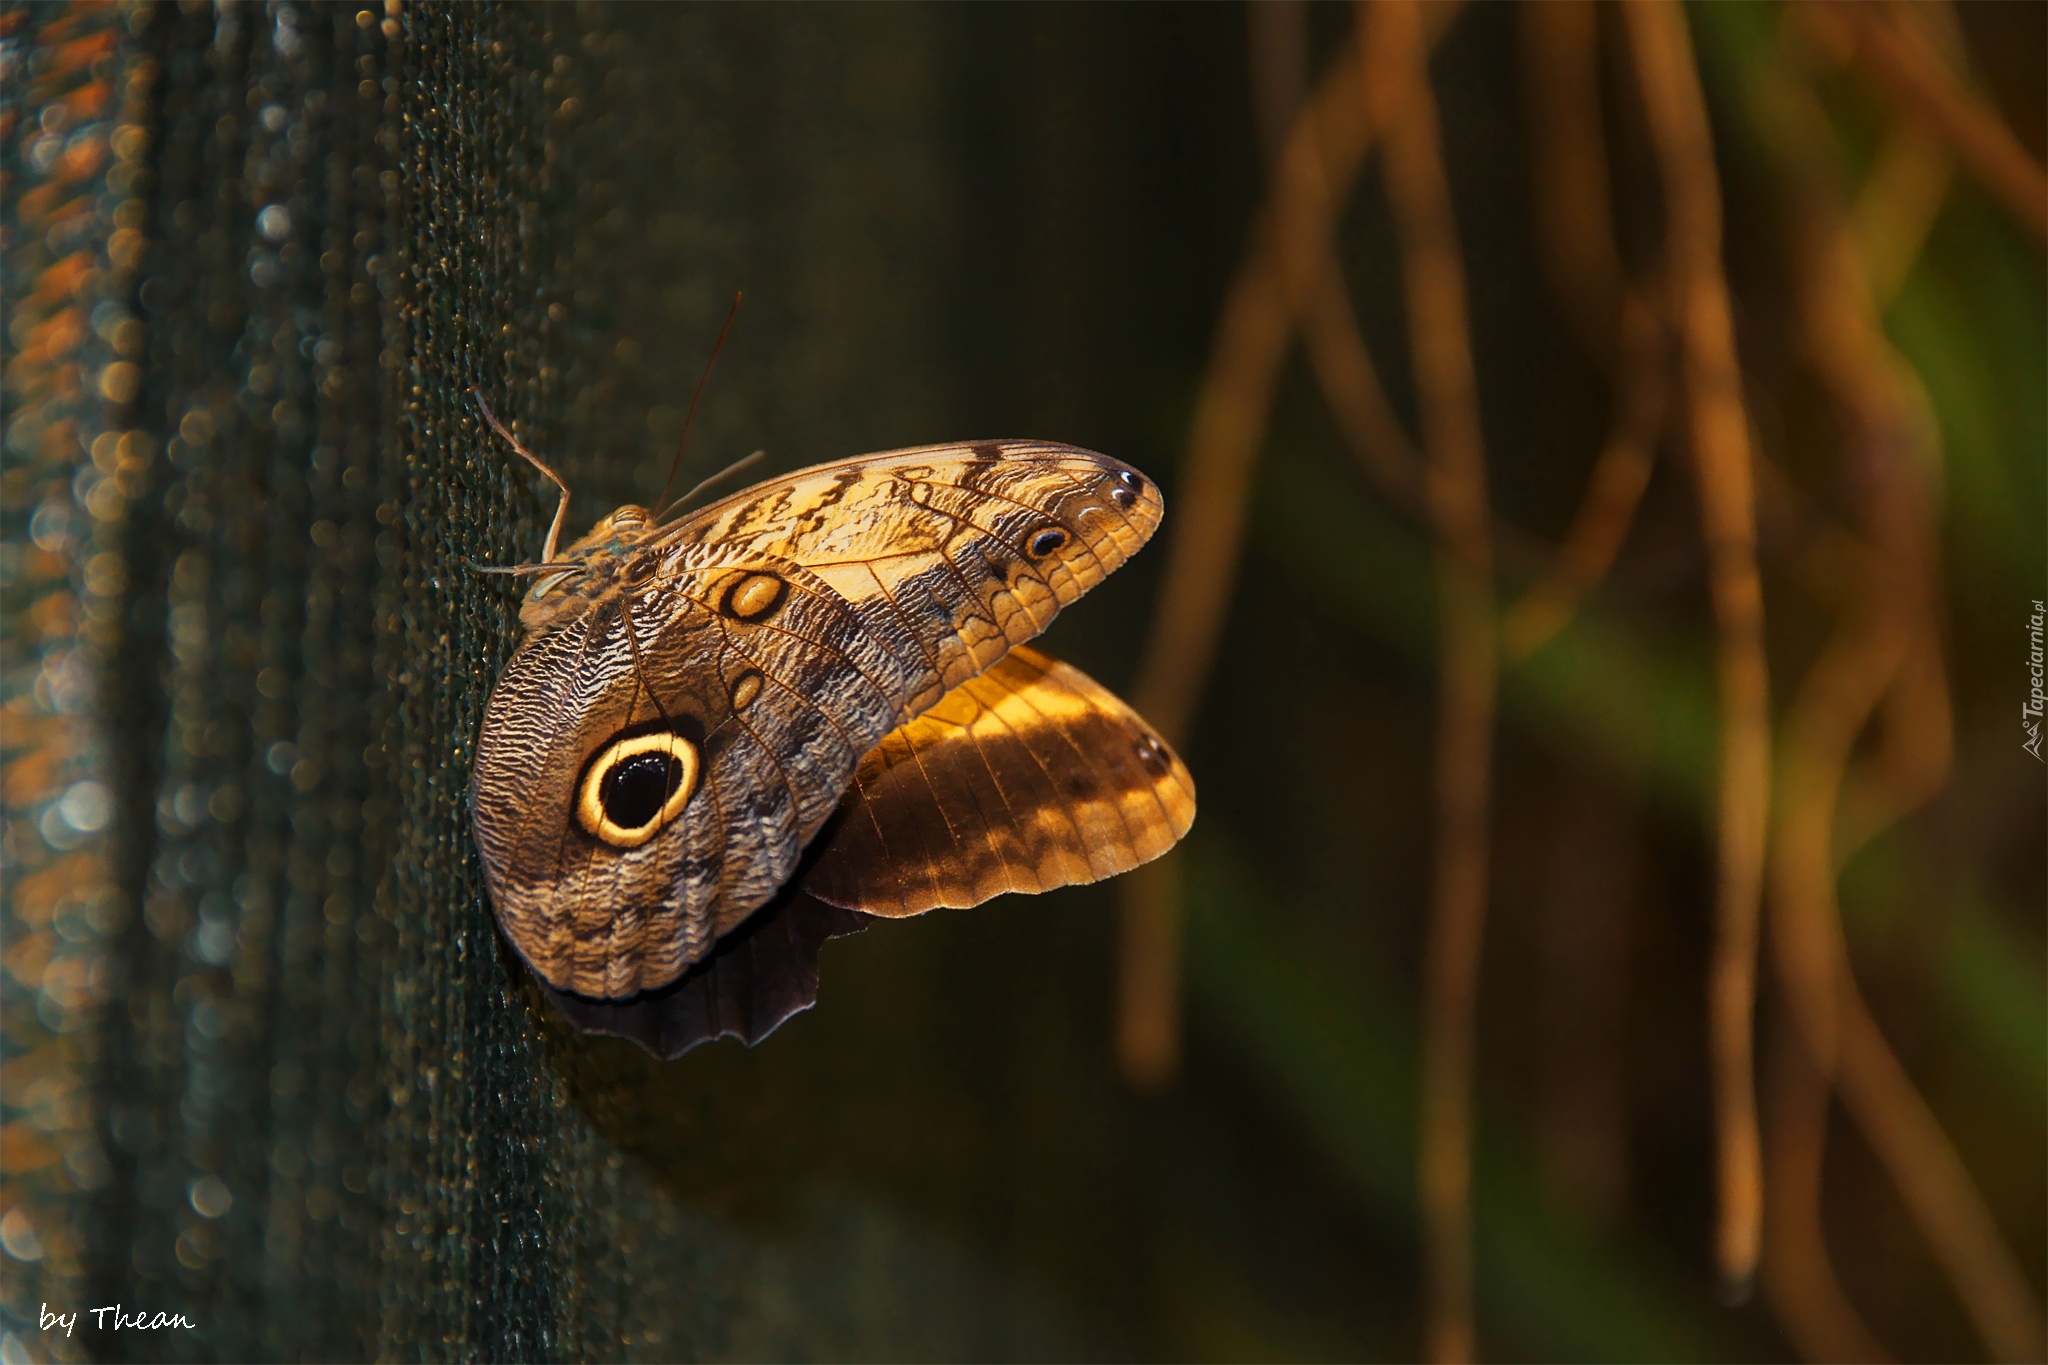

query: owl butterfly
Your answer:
[469,402,1195,1059]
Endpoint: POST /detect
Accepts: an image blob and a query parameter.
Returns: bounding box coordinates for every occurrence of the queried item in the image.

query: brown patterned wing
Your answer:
[663,441,1163,714]
[799,645,1196,917]
[474,543,919,1000]
[535,888,873,1060]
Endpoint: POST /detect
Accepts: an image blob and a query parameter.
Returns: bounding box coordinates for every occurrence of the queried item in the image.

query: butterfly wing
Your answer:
[474,544,913,998]
[473,442,1164,1001]
[536,886,872,1060]
[664,441,1163,710]
[799,645,1196,917]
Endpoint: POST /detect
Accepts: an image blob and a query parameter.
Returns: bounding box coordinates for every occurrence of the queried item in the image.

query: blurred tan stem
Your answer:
[1766,592,1912,1353]
[1247,0,1308,170]
[1269,7,1427,509]
[1759,25,2044,1360]
[1763,1020,1895,1364]
[1115,211,1291,1088]
[1371,2,1499,1358]
[1521,0,1623,361]
[1117,2,1447,1089]
[1114,857,1183,1091]
[1504,2,1671,664]
[1804,0,2047,243]
[1751,28,1939,1364]
[1499,291,1669,663]
[1837,979,2046,1363]
[1767,588,2040,1364]
[1792,4,1960,308]
[1850,119,1953,306]
[1624,0,1773,1296]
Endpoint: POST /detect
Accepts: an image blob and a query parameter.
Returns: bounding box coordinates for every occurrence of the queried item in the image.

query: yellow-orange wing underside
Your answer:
[800,645,1196,917]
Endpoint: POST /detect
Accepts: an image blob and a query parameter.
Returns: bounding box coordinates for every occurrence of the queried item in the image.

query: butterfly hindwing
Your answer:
[800,645,1197,918]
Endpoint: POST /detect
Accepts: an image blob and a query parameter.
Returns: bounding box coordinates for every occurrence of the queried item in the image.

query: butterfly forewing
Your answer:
[667,442,1162,704]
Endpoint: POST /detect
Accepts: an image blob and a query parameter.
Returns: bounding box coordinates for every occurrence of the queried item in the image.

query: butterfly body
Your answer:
[470,439,1193,1045]
[514,504,662,633]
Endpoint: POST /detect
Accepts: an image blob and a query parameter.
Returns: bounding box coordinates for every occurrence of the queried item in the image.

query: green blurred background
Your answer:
[2,2,2041,1361]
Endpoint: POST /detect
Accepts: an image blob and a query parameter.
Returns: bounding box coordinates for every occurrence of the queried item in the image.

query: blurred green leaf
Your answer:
[1888,213,2048,591]
[1942,885,2048,1105]
[1843,836,2048,1106]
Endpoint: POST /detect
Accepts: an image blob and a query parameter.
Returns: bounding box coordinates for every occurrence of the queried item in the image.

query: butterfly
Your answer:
[468,396,1195,1059]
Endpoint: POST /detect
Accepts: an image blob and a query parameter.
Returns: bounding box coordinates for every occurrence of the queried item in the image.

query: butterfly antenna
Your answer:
[652,290,744,518]
[474,389,573,564]
[655,449,767,525]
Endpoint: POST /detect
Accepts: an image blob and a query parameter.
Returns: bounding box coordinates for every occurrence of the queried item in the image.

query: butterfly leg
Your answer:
[473,389,573,564]
[614,593,671,721]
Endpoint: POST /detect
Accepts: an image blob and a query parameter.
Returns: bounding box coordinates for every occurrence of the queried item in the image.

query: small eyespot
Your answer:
[577,731,699,847]
[721,571,787,621]
[730,670,763,710]
[1029,527,1068,557]
[1135,733,1171,775]
[1118,470,1142,488]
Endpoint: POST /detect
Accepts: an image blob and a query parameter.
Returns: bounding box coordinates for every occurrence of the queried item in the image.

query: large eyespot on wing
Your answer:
[574,731,699,847]
[663,442,1166,707]
[472,600,732,1002]
[472,544,930,1001]
[799,644,1196,918]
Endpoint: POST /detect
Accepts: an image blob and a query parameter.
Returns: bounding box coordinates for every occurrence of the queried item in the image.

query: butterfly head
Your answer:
[577,503,656,547]
[519,504,667,632]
